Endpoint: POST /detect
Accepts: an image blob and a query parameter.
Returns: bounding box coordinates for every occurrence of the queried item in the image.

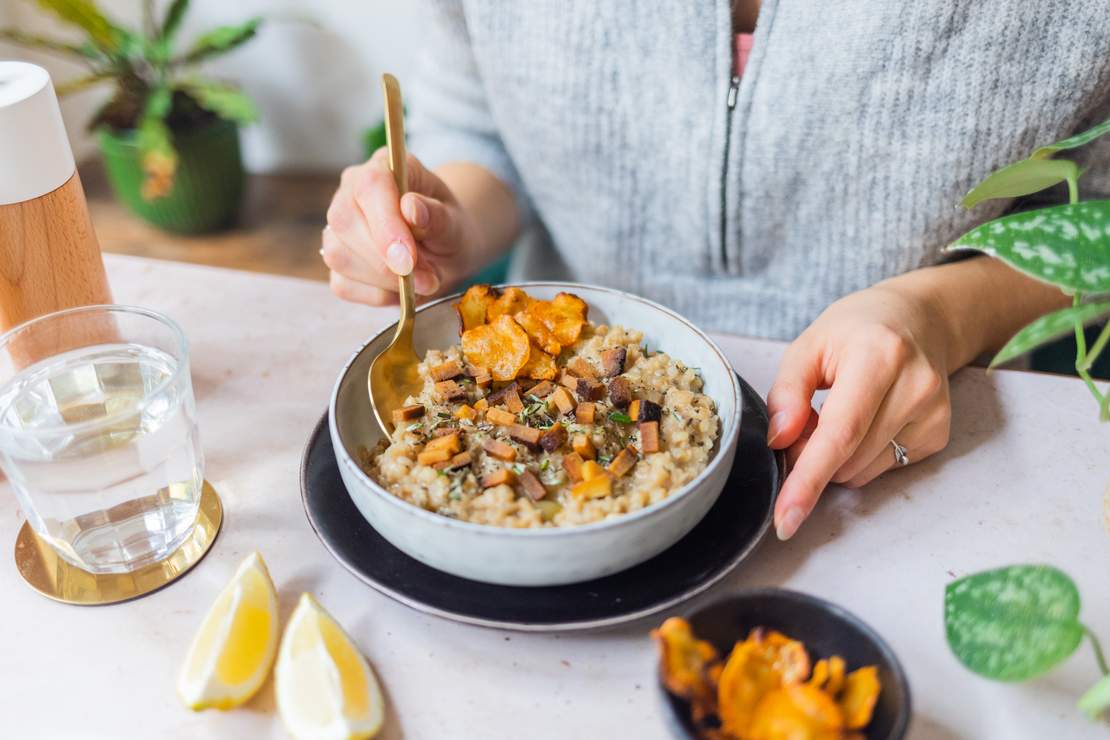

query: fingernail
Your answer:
[413,269,439,296]
[385,241,414,275]
[776,507,804,541]
[767,411,788,446]
[404,197,429,228]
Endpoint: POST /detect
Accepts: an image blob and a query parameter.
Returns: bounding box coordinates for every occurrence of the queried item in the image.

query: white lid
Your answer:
[0,61,76,205]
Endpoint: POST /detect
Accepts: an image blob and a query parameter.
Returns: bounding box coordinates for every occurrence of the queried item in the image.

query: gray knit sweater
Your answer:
[408,1,1110,339]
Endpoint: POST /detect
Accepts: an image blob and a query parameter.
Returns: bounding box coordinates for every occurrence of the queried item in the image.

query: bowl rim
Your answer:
[663,587,913,737]
[329,281,743,539]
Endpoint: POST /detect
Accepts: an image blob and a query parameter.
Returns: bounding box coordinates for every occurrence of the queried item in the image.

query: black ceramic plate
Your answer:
[300,374,783,631]
[660,589,912,739]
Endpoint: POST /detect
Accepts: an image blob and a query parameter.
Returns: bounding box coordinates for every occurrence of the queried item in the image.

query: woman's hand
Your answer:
[765,278,958,541]
[322,149,484,305]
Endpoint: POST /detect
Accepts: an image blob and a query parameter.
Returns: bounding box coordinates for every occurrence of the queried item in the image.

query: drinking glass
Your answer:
[0,305,204,574]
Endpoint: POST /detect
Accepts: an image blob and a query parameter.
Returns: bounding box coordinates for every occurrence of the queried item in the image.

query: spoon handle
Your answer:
[381,73,415,346]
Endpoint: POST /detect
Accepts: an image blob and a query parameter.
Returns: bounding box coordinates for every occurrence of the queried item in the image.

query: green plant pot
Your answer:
[97,119,245,234]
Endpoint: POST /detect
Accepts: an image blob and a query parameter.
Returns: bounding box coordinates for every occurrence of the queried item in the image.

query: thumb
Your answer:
[766,340,821,449]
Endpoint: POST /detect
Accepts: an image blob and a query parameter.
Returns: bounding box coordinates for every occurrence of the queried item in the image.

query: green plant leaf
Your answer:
[54,72,113,96]
[180,18,261,64]
[1033,118,1110,159]
[161,0,189,42]
[1078,674,1110,720]
[990,301,1110,367]
[945,564,1084,682]
[0,28,103,60]
[34,0,123,54]
[946,201,1110,293]
[962,159,1079,209]
[363,120,387,159]
[178,79,258,123]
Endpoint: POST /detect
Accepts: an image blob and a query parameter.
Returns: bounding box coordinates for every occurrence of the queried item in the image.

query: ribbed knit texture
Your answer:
[408,1,1110,340]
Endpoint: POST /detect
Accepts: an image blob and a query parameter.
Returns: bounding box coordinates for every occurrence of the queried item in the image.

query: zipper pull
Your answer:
[726,75,740,109]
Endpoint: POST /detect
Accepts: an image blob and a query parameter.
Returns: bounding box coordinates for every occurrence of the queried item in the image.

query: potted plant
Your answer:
[1,0,262,233]
[949,117,1110,420]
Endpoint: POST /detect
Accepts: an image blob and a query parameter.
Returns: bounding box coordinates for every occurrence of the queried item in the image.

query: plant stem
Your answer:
[1085,625,1110,676]
[1082,321,1110,372]
[1072,294,1108,414]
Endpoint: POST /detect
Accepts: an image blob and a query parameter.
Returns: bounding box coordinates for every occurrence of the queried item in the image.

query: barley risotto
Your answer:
[362,286,720,528]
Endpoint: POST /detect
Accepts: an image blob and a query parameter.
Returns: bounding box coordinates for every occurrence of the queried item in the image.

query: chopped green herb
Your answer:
[540,459,550,471]
[597,454,613,465]
[511,463,526,475]
[405,422,423,432]
[609,411,634,425]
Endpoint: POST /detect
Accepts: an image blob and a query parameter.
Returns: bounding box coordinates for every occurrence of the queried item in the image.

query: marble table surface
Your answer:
[3,255,1108,739]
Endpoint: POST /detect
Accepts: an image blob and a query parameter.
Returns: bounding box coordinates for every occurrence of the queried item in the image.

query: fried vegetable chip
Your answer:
[655,619,880,739]
[514,311,563,356]
[487,287,535,321]
[838,666,881,730]
[455,284,498,334]
[651,618,719,725]
[526,292,588,346]
[748,685,845,740]
[717,629,812,738]
[520,344,558,380]
[461,314,531,382]
[825,655,846,696]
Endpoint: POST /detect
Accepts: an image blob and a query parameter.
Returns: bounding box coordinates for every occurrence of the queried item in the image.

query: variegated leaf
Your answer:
[961,158,1078,209]
[945,565,1083,682]
[1033,118,1110,159]
[991,301,1110,367]
[946,201,1110,293]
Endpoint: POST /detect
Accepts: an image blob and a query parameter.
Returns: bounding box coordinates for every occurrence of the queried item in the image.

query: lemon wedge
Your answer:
[276,593,385,740]
[177,552,279,710]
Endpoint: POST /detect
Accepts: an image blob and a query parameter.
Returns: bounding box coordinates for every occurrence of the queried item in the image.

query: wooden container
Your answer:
[0,62,111,334]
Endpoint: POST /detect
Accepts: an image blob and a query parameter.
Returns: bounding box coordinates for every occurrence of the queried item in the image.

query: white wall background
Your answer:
[0,0,421,172]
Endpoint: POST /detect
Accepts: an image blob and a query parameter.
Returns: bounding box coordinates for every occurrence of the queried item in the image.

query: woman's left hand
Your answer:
[765,279,957,541]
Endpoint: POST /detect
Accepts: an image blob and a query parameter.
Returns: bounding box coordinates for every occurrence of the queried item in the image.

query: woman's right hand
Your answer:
[322,149,480,305]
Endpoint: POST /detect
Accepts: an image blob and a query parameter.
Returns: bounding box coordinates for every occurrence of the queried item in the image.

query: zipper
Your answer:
[720,74,741,271]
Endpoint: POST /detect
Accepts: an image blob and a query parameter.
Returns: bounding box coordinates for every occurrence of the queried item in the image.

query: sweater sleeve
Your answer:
[406,0,532,224]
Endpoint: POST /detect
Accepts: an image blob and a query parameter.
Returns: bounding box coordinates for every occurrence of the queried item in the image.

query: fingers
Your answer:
[766,340,823,449]
[401,192,461,255]
[831,363,945,485]
[784,407,820,470]
[773,355,898,540]
[329,271,398,307]
[841,401,951,489]
[322,226,442,303]
[348,161,418,276]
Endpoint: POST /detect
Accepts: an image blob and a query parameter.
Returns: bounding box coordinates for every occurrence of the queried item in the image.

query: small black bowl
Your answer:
[659,588,911,739]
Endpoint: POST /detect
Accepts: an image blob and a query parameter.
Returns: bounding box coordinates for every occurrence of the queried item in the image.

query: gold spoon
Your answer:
[368,73,422,437]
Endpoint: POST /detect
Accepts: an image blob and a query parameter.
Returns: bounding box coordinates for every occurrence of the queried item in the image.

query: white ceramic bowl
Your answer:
[329,283,741,586]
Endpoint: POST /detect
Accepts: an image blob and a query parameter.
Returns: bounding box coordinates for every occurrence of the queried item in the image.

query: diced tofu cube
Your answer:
[575,402,596,424]
[391,404,425,424]
[606,445,638,478]
[486,407,517,426]
[482,438,517,461]
[571,473,612,500]
[549,387,577,415]
[639,421,661,453]
[481,469,517,488]
[562,452,585,482]
[518,470,548,501]
[572,434,596,460]
[429,360,464,381]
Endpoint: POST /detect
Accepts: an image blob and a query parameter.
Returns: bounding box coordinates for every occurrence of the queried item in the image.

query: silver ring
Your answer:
[891,439,910,467]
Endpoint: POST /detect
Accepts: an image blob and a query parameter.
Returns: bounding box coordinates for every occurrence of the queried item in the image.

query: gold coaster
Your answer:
[14,481,223,606]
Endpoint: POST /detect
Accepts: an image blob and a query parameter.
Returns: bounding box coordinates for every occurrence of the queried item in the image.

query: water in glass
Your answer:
[0,342,202,573]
